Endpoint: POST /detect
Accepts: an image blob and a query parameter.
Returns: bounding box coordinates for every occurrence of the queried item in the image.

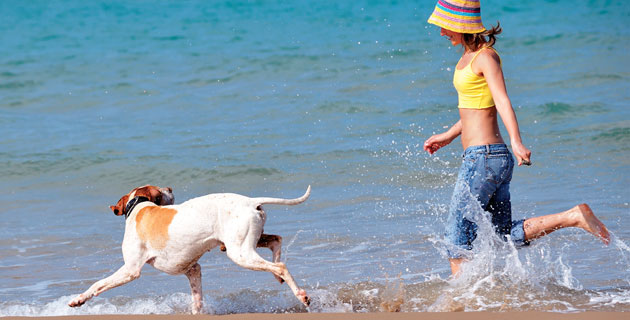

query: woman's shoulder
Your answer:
[475,47,501,67]
[479,46,501,61]
[470,46,502,75]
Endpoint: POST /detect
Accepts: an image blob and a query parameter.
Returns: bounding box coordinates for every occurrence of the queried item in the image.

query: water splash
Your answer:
[282,229,304,263]
[423,184,592,311]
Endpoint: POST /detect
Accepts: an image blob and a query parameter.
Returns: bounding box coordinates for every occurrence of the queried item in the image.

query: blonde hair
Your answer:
[462,22,502,51]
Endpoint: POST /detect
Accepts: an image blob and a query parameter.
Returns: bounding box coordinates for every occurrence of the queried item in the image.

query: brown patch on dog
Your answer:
[135,206,178,249]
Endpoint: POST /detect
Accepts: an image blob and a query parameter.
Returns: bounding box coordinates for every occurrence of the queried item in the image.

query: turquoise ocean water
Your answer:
[1,0,629,315]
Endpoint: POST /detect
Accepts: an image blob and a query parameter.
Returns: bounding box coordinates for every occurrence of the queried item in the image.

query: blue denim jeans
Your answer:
[445,144,529,258]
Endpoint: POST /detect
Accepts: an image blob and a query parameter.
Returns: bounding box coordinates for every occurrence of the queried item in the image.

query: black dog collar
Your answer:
[124,196,151,219]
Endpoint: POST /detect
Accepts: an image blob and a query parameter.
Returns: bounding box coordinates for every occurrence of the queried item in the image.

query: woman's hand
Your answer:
[511,141,532,166]
[424,120,462,155]
[423,132,453,155]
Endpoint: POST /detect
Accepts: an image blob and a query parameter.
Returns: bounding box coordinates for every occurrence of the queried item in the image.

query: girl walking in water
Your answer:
[423,0,610,276]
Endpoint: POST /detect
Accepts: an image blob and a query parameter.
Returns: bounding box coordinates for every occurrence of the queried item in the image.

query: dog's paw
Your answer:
[68,295,86,308]
[297,289,310,307]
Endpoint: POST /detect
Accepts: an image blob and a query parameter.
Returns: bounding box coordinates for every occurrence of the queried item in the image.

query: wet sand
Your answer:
[1,312,627,320]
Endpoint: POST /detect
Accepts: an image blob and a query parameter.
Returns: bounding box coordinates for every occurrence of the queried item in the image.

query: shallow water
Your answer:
[1,0,629,316]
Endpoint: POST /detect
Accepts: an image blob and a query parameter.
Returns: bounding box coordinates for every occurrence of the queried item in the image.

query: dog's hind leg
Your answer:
[185,263,203,314]
[68,262,143,307]
[225,244,309,307]
[256,234,284,283]
[221,234,284,283]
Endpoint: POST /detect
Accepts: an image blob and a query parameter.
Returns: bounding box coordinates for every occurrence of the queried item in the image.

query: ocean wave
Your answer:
[545,72,626,90]
[592,127,630,143]
[0,152,116,179]
[151,35,186,41]
[0,80,38,90]
[0,71,18,77]
[536,102,608,117]
[315,101,386,115]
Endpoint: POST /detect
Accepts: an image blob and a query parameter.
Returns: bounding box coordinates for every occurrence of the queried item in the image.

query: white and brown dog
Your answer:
[68,185,311,314]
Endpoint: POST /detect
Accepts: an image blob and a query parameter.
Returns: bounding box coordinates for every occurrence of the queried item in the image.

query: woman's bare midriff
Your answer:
[459,106,504,149]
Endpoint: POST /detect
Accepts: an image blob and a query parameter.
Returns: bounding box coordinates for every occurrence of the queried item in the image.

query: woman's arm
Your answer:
[476,50,532,165]
[423,120,462,155]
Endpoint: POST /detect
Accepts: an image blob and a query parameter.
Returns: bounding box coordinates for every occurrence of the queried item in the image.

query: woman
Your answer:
[423,0,610,276]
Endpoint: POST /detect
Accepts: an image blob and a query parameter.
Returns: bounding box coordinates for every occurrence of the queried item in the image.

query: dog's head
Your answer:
[109,185,174,217]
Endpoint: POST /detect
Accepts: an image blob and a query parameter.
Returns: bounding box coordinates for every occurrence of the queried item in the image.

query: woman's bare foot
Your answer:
[524,204,611,244]
[571,204,610,245]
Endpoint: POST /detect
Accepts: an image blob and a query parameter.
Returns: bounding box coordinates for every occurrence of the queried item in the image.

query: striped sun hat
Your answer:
[427,0,486,34]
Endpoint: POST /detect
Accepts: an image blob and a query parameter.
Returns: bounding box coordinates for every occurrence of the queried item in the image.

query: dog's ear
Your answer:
[110,195,128,216]
[134,185,164,205]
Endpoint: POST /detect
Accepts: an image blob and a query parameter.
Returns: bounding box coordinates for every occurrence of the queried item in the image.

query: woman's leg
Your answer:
[449,258,465,276]
[445,153,480,277]
[445,145,513,277]
[523,204,610,244]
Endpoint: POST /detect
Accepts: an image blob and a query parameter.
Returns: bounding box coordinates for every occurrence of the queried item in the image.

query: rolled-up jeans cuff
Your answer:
[511,219,530,247]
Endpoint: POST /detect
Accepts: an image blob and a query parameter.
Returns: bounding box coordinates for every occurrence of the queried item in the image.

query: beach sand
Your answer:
[1,313,627,320]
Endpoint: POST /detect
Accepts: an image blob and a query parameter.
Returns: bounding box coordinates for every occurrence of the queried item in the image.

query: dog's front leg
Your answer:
[257,234,283,262]
[68,264,142,307]
[185,263,203,314]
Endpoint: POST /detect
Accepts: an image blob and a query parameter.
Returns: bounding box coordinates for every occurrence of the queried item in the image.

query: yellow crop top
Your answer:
[453,47,500,109]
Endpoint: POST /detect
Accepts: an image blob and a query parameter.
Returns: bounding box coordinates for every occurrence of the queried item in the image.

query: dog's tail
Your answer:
[253,185,311,206]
